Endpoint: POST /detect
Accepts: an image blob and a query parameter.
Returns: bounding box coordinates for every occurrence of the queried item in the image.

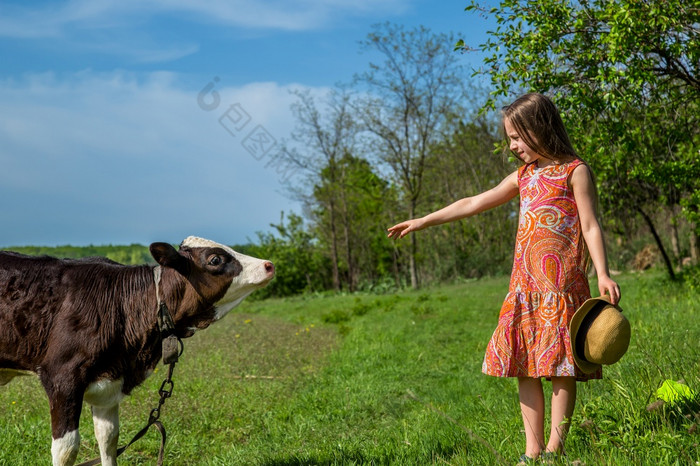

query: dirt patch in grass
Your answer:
[183,312,339,381]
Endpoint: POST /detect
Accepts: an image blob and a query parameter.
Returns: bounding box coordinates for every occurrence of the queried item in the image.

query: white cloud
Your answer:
[0,0,410,38]
[0,71,325,246]
[159,0,410,30]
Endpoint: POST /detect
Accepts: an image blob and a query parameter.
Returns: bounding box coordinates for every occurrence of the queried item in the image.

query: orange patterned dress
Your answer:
[482,159,601,380]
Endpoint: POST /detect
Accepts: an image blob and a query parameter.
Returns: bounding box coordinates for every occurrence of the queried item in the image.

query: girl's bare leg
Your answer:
[546,376,577,454]
[518,377,545,458]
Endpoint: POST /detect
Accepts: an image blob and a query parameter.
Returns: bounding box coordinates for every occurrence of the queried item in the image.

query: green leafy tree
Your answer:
[460,0,700,278]
[419,115,517,281]
[286,88,357,291]
[242,213,331,298]
[312,153,397,291]
[354,23,468,288]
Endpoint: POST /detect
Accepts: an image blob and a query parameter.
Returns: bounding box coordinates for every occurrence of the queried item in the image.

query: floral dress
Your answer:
[482,159,601,380]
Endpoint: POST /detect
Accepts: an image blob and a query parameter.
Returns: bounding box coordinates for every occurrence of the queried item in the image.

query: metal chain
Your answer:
[149,360,176,424]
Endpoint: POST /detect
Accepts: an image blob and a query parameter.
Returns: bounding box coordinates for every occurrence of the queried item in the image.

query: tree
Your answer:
[460,0,700,278]
[419,115,517,281]
[354,23,468,288]
[311,153,397,291]
[287,88,357,291]
[242,213,331,298]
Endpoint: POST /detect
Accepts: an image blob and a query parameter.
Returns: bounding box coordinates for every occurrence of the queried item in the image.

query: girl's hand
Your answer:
[387,219,424,239]
[597,275,621,305]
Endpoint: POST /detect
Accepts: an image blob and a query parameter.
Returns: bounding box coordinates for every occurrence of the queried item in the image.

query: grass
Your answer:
[1,271,698,465]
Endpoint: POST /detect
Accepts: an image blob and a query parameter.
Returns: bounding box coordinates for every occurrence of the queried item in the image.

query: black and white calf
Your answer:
[0,237,275,466]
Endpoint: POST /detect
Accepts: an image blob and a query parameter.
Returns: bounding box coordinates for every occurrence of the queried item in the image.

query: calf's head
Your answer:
[149,236,274,334]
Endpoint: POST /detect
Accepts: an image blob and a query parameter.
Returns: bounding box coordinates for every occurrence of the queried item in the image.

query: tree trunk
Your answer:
[408,202,419,288]
[637,207,676,280]
[340,189,355,292]
[409,235,418,288]
[670,207,681,269]
[343,222,354,292]
[392,245,401,288]
[328,198,341,291]
[670,224,680,269]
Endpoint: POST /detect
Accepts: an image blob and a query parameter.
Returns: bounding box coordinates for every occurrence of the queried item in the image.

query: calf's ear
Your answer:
[150,242,189,275]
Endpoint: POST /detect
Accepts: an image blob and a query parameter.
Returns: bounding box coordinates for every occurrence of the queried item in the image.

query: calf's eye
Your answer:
[208,255,222,266]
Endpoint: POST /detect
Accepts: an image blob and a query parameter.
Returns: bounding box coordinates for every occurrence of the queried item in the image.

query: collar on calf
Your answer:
[153,265,182,364]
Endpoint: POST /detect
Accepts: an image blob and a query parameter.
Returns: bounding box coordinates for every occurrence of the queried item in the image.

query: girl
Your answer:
[387,93,620,463]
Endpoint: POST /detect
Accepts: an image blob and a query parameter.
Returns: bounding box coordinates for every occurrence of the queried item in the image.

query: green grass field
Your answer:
[1,271,698,465]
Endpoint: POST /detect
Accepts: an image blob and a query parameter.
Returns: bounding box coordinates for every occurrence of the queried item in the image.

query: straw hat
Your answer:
[569,296,631,374]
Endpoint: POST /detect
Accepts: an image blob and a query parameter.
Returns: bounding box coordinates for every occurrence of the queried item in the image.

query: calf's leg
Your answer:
[42,372,85,466]
[92,404,120,466]
[85,378,125,466]
[51,430,80,466]
[48,394,83,466]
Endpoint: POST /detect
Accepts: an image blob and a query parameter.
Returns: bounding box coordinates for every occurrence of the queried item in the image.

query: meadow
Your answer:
[1,270,698,465]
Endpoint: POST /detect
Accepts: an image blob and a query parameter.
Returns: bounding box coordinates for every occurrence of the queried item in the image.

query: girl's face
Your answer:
[504,118,545,165]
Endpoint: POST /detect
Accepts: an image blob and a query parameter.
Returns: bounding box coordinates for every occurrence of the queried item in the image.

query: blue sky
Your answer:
[0,0,495,247]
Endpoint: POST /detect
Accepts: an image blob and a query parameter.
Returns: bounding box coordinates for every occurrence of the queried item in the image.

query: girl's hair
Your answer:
[502,93,577,162]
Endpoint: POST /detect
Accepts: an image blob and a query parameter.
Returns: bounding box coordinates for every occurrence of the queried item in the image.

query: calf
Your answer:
[0,236,275,466]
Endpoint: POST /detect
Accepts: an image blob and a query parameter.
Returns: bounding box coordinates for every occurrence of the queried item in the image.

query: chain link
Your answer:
[148,362,176,424]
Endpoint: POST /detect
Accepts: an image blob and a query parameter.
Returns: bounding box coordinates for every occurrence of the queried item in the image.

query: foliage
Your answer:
[417,115,517,281]
[678,264,700,291]
[2,272,698,464]
[240,212,332,298]
[354,22,470,288]
[460,0,700,279]
[311,153,398,291]
[286,87,358,291]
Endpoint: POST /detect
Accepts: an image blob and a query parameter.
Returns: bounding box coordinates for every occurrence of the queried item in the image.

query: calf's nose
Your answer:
[264,261,275,276]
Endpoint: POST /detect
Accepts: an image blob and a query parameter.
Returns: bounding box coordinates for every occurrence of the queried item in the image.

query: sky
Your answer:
[0,0,495,247]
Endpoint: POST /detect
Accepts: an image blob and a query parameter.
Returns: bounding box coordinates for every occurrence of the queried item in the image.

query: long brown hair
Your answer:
[502,93,577,163]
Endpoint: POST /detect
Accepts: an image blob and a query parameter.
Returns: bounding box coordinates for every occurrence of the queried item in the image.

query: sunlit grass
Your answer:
[0,271,698,465]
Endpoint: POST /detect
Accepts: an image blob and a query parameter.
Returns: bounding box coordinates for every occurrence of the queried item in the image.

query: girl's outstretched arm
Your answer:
[387,170,519,239]
[571,164,621,304]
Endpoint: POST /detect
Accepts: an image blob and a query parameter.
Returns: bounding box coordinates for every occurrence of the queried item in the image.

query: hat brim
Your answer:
[570,296,614,374]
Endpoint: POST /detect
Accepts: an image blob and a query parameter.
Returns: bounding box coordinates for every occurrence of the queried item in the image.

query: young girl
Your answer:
[387,93,620,463]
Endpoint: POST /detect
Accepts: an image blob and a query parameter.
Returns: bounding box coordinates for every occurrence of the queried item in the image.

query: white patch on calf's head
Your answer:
[181,236,228,250]
[180,236,274,319]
